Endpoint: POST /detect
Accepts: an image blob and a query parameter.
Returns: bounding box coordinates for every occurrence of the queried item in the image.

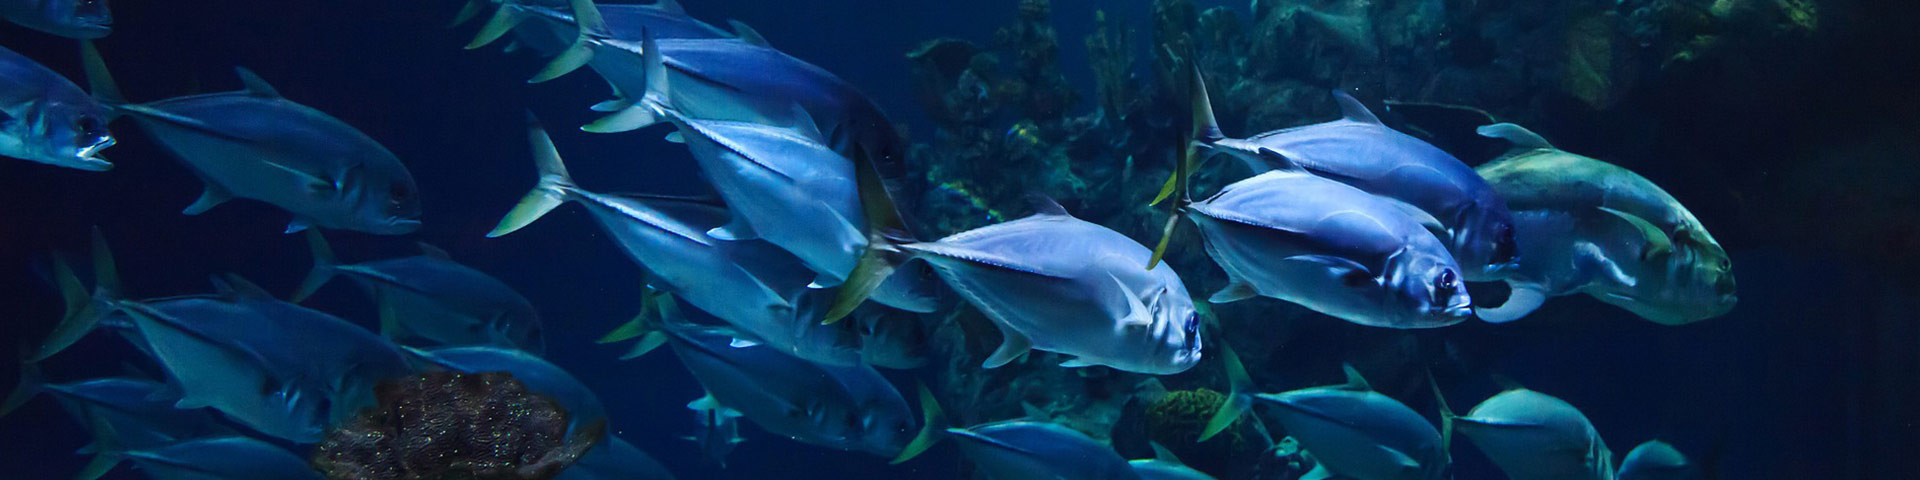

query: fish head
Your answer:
[1386,248,1474,325]
[855,401,917,456]
[344,163,423,234]
[1132,278,1204,375]
[1608,225,1736,325]
[63,0,113,38]
[1456,203,1523,279]
[23,101,114,171]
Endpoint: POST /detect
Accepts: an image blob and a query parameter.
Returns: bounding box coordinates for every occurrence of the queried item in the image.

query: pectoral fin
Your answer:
[1598,207,1672,260]
[1380,198,1446,237]
[982,327,1031,368]
[1108,271,1151,326]
[1285,254,1377,288]
[707,217,758,241]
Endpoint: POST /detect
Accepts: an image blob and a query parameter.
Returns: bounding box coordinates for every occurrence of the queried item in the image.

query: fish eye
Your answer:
[1437,269,1458,291]
[1493,223,1518,263]
[1182,313,1199,345]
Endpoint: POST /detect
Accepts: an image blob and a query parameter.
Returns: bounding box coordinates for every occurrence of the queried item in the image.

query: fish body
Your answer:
[1617,440,1696,480]
[946,420,1142,480]
[1453,388,1614,480]
[558,436,678,480]
[903,198,1201,374]
[665,327,916,457]
[300,238,544,353]
[44,377,233,448]
[117,284,412,443]
[684,393,746,467]
[1473,123,1735,324]
[0,0,110,39]
[1188,170,1472,328]
[122,436,321,480]
[1251,369,1448,480]
[408,346,602,431]
[1194,88,1517,280]
[0,44,112,170]
[87,51,421,234]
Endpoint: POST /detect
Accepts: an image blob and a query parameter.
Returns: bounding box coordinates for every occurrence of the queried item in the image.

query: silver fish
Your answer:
[663,324,939,462]
[0,44,111,170]
[84,45,421,234]
[684,393,746,468]
[946,420,1142,480]
[1,370,234,480]
[898,197,1201,374]
[491,120,867,365]
[534,0,909,172]
[1251,366,1449,480]
[294,233,545,353]
[0,0,109,39]
[1444,387,1614,480]
[1473,123,1736,325]
[118,436,321,480]
[1617,440,1698,480]
[1188,170,1473,328]
[1190,68,1519,279]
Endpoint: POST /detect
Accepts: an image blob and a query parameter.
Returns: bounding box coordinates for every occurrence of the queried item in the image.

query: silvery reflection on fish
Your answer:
[294,233,546,353]
[1444,387,1615,480]
[891,197,1202,374]
[464,0,729,56]
[83,44,422,235]
[1473,123,1736,325]
[0,44,112,171]
[1250,366,1449,480]
[945,420,1142,480]
[0,0,110,39]
[1189,67,1519,280]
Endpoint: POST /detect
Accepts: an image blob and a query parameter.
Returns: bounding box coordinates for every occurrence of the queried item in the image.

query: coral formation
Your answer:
[311,371,603,480]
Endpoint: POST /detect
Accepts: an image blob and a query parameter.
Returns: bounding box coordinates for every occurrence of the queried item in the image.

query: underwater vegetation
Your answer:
[312,370,602,480]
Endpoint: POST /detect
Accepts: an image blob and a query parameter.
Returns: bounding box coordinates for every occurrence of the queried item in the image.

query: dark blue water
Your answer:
[2,0,1916,479]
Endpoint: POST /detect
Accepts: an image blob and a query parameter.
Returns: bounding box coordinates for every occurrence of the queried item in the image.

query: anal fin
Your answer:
[1209,280,1259,303]
[182,184,232,215]
[982,327,1031,368]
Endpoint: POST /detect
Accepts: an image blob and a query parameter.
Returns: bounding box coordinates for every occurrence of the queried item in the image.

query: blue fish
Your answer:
[1252,366,1449,480]
[0,44,112,170]
[1,369,235,480]
[1440,387,1613,480]
[118,436,321,480]
[465,0,730,56]
[293,233,545,353]
[1473,123,1735,324]
[559,436,679,480]
[1617,440,1698,480]
[1190,68,1519,280]
[83,44,422,234]
[945,420,1142,480]
[0,0,109,39]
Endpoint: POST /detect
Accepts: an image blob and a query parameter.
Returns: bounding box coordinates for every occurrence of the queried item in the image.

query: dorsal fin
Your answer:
[1024,194,1069,217]
[1331,90,1382,124]
[415,243,452,260]
[728,20,769,47]
[1477,123,1555,150]
[232,68,280,98]
[653,0,686,14]
[1341,364,1372,391]
[211,273,273,299]
[1490,374,1525,391]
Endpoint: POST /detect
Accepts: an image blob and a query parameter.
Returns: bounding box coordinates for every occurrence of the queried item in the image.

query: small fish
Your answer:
[491,119,866,365]
[1,368,234,480]
[1473,123,1736,325]
[0,0,110,39]
[1186,170,1473,328]
[1617,440,1698,480]
[0,44,112,170]
[465,0,729,56]
[117,436,321,480]
[83,44,422,234]
[534,0,910,175]
[1190,67,1519,280]
[1441,387,1614,480]
[294,232,546,353]
[1250,366,1449,480]
[945,420,1142,480]
[662,324,941,462]
[887,196,1202,374]
[683,393,746,468]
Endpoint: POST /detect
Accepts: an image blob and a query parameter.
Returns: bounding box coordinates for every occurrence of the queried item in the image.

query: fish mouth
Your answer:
[72,139,115,171]
[387,218,424,233]
[1441,304,1474,319]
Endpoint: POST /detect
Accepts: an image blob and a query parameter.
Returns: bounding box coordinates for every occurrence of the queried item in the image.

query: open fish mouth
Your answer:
[71,137,115,170]
[1442,304,1475,318]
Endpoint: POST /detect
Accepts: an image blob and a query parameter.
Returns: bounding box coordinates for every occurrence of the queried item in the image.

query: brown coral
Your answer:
[311,371,603,480]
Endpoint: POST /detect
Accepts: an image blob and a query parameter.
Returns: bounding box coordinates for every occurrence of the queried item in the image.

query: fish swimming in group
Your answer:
[293,232,546,353]
[0,44,113,171]
[945,420,1142,480]
[1188,67,1519,280]
[1440,386,1614,480]
[1248,366,1450,480]
[0,0,110,39]
[464,0,731,57]
[661,321,940,462]
[82,43,422,235]
[491,119,870,365]
[115,435,322,480]
[1473,122,1736,325]
[684,393,747,468]
[1,368,235,480]
[533,0,909,172]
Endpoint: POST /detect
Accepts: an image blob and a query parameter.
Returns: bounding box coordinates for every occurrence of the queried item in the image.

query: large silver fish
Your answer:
[118,436,321,480]
[0,44,112,170]
[533,0,909,172]
[1190,68,1519,280]
[662,324,940,462]
[1,370,234,480]
[0,0,110,39]
[1473,123,1736,325]
[464,0,730,57]
[84,45,421,234]
[1250,366,1449,480]
[293,233,546,353]
[1442,387,1614,480]
[945,420,1142,480]
[895,197,1201,374]
[490,120,869,365]
[1187,170,1473,328]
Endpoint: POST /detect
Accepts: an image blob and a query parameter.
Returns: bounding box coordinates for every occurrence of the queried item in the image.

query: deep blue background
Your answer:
[1,0,1916,479]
